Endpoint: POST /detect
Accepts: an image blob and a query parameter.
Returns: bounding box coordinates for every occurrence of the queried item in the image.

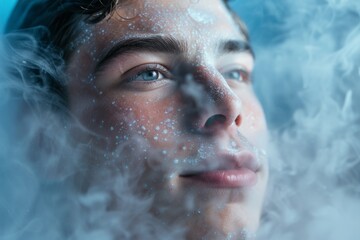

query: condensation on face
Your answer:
[67,0,268,238]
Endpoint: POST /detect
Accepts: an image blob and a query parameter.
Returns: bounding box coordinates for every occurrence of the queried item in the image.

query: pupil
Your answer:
[142,70,158,81]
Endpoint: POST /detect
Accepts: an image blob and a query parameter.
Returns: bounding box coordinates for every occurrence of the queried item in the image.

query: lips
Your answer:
[179,151,260,188]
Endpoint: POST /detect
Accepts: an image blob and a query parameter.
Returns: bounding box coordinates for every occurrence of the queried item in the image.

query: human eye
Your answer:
[120,63,175,91]
[124,64,171,83]
[133,70,164,81]
[221,68,250,83]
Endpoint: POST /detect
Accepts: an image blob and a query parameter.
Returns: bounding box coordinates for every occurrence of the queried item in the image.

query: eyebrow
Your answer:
[94,35,254,73]
[94,35,187,73]
[218,40,254,57]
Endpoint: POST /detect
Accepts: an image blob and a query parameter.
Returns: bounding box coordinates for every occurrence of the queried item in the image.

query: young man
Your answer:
[5,0,268,239]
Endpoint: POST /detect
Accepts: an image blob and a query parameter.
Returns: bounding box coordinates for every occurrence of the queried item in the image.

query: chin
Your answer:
[186,213,259,240]
[175,189,264,239]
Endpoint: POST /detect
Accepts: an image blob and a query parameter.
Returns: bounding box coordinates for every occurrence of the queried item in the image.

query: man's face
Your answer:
[67,0,268,238]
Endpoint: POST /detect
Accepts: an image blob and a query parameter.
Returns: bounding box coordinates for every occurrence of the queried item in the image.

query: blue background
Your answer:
[0,0,17,32]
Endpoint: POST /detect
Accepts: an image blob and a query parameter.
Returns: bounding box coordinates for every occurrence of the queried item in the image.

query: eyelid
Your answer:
[122,63,173,82]
[220,65,252,83]
[219,63,250,73]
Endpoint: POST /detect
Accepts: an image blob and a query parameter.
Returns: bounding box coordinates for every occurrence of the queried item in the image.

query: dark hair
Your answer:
[5,0,126,61]
[6,0,248,58]
[5,0,248,113]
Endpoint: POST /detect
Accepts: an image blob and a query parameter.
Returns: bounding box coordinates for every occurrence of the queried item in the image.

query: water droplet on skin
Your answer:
[128,23,135,30]
[184,158,199,166]
[165,107,174,114]
[245,112,256,129]
[155,126,160,131]
[162,150,167,155]
[128,120,137,127]
[198,145,209,159]
[153,136,159,141]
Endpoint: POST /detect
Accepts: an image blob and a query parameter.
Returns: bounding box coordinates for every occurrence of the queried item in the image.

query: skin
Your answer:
[67,0,268,239]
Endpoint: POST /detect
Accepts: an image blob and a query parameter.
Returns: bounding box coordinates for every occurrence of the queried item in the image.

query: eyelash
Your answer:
[125,64,172,83]
[222,68,251,83]
[122,64,251,88]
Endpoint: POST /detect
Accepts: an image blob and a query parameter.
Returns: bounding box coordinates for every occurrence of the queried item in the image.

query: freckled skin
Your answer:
[67,0,268,239]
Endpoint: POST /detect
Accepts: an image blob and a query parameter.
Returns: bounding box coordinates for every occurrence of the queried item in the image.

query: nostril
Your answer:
[235,115,242,126]
[204,114,227,128]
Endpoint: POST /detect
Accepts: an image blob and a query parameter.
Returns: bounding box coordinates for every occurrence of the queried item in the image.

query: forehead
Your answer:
[79,0,246,50]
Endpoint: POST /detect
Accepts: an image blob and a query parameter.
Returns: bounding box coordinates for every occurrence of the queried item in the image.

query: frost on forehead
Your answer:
[187,8,215,24]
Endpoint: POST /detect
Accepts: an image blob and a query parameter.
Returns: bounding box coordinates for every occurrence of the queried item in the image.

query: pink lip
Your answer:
[179,151,260,188]
[180,168,257,188]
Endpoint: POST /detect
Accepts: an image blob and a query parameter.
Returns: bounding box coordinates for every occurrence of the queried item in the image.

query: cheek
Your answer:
[85,93,186,150]
[239,91,267,143]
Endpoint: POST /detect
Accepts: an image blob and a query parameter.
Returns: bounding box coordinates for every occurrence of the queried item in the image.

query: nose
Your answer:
[180,67,243,133]
[201,87,242,132]
[204,112,242,129]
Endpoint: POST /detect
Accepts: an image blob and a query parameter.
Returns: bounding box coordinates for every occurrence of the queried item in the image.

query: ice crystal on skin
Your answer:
[187,8,215,25]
